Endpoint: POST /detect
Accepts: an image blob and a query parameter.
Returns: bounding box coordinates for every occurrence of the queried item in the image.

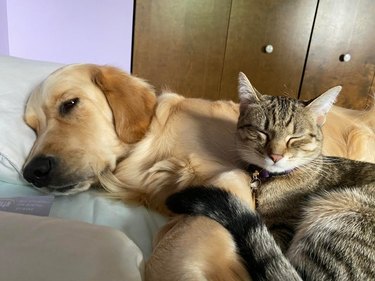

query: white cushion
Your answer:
[0,55,63,184]
[0,178,167,264]
[0,211,144,281]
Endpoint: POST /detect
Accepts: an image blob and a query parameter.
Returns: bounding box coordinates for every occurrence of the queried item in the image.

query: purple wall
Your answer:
[5,0,133,71]
[0,0,9,55]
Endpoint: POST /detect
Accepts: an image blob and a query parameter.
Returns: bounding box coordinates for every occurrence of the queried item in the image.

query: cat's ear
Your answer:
[238,72,262,108]
[306,86,342,126]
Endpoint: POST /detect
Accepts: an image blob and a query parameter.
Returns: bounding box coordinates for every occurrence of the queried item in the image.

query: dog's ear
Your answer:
[91,65,156,143]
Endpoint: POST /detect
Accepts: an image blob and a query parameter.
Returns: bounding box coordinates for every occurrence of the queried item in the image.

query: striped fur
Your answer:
[167,74,375,280]
[167,182,375,281]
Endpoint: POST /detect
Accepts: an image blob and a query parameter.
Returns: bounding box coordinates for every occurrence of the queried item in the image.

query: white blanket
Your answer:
[0,181,167,281]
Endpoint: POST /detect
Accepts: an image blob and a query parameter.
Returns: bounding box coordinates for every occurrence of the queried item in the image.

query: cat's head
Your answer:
[236,72,341,173]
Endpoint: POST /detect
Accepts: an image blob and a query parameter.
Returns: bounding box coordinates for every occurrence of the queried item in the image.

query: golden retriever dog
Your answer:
[23,64,375,281]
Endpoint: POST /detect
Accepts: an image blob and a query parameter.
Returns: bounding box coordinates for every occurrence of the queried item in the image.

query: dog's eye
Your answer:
[60,98,79,115]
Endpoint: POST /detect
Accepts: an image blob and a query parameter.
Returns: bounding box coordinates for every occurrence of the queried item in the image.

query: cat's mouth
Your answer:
[266,166,291,173]
[262,168,294,178]
[263,160,299,174]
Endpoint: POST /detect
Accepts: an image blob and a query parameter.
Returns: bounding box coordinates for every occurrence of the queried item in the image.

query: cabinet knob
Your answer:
[264,44,274,54]
[340,53,351,62]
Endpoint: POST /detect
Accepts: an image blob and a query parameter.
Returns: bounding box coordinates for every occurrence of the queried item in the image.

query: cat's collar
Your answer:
[246,164,292,180]
[247,164,292,207]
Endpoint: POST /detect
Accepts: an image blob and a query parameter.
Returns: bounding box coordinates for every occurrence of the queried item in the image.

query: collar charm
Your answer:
[247,164,292,207]
[250,170,261,207]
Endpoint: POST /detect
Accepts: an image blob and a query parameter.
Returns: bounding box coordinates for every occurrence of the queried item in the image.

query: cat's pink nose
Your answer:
[270,154,283,163]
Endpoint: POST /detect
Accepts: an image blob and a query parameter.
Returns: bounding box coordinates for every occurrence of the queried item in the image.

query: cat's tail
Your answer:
[166,186,302,281]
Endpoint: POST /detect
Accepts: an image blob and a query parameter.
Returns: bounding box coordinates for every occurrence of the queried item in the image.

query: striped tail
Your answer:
[166,186,302,281]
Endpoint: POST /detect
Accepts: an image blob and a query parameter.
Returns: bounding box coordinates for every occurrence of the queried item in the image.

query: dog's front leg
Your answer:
[207,169,255,210]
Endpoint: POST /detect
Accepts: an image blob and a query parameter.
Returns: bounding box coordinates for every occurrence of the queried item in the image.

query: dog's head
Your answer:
[23,64,156,194]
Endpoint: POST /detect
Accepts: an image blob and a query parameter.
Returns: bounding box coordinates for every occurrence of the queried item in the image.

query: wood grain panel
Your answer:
[132,0,232,99]
[220,0,318,101]
[299,0,375,110]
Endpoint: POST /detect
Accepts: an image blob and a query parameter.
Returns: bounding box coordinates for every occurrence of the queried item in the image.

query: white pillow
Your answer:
[0,211,144,281]
[0,55,63,184]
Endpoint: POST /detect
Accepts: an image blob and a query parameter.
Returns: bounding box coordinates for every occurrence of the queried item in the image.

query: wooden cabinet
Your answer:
[219,0,317,100]
[299,0,375,109]
[133,0,375,110]
[132,0,232,99]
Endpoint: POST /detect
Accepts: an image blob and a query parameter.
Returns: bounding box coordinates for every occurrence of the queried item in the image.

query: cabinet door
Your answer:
[299,0,375,110]
[132,0,232,99]
[220,0,317,100]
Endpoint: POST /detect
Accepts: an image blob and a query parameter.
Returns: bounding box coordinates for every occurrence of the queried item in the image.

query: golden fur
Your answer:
[24,64,375,280]
[323,104,375,163]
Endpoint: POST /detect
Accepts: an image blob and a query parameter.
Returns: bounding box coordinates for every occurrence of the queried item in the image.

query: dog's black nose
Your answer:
[23,156,56,187]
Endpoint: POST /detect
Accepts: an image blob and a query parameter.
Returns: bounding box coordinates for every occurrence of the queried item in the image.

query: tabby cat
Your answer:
[167,73,375,281]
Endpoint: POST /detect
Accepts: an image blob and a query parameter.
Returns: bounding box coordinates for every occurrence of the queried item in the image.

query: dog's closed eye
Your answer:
[60,98,80,115]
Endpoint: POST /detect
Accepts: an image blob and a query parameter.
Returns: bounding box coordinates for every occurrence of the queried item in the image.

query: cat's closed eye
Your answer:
[257,130,268,141]
[239,124,269,142]
[287,134,317,151]
[286,135,305,146]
